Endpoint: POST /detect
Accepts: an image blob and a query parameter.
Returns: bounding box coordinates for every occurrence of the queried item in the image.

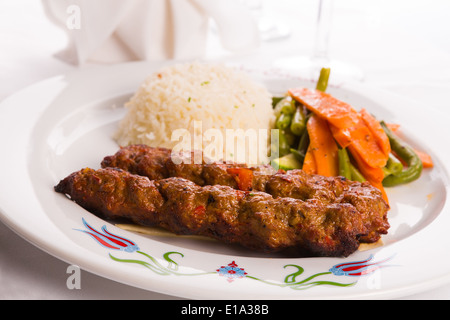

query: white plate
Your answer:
[1,61,450,299]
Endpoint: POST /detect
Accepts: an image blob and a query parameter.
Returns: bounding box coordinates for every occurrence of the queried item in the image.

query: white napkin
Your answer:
[41,0,260,65]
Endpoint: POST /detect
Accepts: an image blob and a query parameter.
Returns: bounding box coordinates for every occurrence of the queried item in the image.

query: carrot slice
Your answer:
[348,145,388,202]
[349,117,388,168]
[306,114,339,177]
[348,145,384,183]
[289,88,359,129]
[369,179,389,204]
[359,108,391,158]
[414,149,434,168]
[386,123,400,132]
[302,144,317,174]
[329,124,352,148]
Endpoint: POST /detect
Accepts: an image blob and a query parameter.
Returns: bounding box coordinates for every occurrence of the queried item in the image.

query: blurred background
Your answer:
[1,0,449,102]
[1,0,450,299]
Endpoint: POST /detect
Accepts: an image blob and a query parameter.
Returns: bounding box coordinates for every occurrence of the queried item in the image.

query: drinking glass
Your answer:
[243,0,291,41]
[273,0,364,81]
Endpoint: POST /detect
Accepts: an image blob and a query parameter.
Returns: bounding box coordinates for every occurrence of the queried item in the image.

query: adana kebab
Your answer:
[100,144,389,243]
[55,167,373,257]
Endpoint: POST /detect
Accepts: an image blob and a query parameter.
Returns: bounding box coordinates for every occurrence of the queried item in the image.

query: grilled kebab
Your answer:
[55,167,371,257]
[100,145,389,243]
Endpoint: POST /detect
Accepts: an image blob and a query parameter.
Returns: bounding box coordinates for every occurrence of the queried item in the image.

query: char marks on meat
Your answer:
[55,167,369,257]
[100,145,389,243]
[55,145,390,257]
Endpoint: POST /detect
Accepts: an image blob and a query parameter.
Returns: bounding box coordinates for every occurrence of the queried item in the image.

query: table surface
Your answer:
[1,0,450,300]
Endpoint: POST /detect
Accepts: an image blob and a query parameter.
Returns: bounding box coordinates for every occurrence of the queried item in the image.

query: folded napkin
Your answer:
[42,0,260,65]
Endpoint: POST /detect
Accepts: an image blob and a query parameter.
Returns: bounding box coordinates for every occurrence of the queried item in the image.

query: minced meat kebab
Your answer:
[54,145,389,257]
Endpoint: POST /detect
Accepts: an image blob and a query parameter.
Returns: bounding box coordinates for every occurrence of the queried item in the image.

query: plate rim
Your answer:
[1,60,450,299]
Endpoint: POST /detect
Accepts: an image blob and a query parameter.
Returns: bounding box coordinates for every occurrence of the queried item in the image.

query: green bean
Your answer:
[272,96,284,108]
[290,148,305,163]
[345,148,366,182]
[281,100,296,115]
[386,153,403,175]
[316,68,331,92]
[270,130,291,158]
[338,148,352,179]
[274,97,297,131]
[278,130,291,157]
[276,112,293,130]
[350,163,366,182]
[380,121,423,187]
[290,105,307,136]
[382,166,392,178]
[297,126,310,155]
[274,97,296,116]
[283,128,297,147]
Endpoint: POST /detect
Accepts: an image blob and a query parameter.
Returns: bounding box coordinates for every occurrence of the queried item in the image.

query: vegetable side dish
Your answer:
[272,68,433,203]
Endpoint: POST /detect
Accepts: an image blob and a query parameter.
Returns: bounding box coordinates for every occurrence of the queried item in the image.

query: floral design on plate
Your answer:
[77,218,395,290]
[217,261,248,282]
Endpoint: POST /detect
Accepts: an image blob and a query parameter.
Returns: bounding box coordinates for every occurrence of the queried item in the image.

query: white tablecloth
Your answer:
[1,0,450,300]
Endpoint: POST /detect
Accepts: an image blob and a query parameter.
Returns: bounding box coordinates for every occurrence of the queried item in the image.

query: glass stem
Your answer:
[312,0,334,63]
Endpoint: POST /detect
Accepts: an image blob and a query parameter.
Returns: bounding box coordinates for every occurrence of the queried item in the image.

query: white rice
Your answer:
[114,62,274,164]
